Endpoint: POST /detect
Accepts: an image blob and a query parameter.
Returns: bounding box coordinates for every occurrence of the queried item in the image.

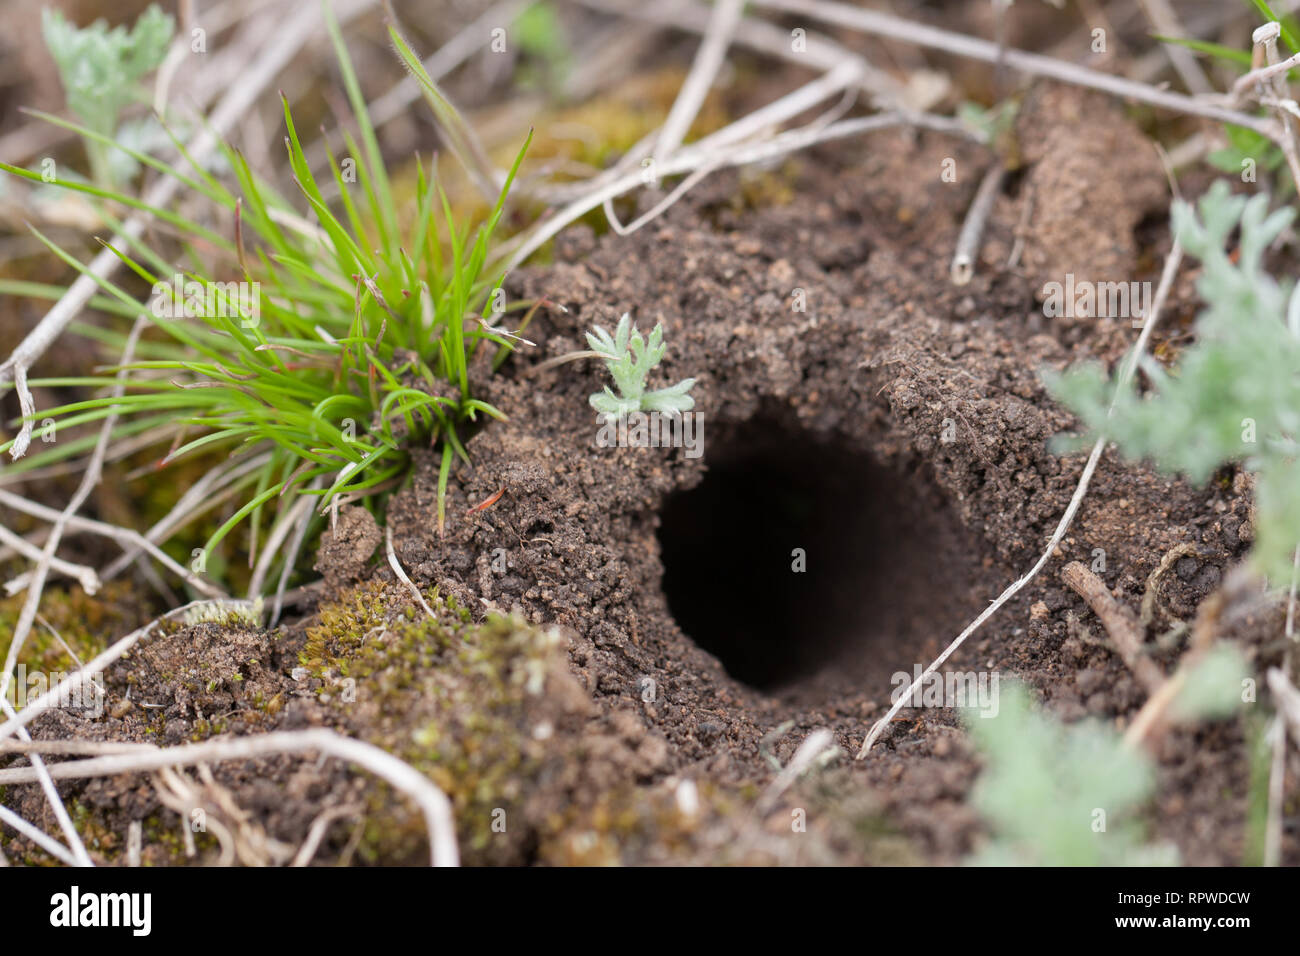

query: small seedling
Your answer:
[1046,181,1300,585]
[587,314,696,419]
[41,4,174,188]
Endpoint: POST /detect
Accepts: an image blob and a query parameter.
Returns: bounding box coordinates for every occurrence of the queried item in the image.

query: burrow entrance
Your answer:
[657,414,984,697]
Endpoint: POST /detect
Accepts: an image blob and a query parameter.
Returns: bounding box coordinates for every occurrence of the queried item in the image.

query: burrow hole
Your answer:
[656,414,983,697]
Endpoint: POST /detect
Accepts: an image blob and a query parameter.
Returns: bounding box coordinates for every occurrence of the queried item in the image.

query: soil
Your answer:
[315,506,383,593]
[3,82,1297,866]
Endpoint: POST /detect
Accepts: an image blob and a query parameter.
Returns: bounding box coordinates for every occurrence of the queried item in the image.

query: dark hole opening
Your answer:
[657,415,980,696]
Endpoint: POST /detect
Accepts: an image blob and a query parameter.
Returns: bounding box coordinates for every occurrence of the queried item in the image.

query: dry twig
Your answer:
[1062,561,1165,695]
[0,730,458,866]
[859,232,1184,755]
[386,523,436,619]
[654,0,745,164]
[751,0,1278,137]
[757,728,836,813]
[950,161,1006,286]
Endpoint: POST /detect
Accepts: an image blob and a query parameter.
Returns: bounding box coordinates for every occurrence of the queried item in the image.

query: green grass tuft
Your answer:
[2,5,532,586]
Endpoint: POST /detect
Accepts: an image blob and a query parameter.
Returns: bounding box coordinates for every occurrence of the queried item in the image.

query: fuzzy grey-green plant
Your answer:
[966,653,1246,865]
[41,4,174,188]
[1169,643,1252,722]
[1045,180,1300,584]
[587,313,696,419]
[965,683,1178,866]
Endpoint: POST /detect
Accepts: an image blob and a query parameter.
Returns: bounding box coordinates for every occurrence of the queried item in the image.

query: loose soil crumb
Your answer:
[314,505,383,592]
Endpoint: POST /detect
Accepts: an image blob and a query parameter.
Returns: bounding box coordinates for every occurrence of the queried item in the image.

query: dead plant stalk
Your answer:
[858,236,1185,756]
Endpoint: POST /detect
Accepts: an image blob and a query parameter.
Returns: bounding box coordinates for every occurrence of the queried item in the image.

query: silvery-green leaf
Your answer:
[614,312,631,353]
[1169,644,1248,723]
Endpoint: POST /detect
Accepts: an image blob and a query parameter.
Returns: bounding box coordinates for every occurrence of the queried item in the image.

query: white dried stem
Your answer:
[365,0,534,131]
[0,729,458,866]
[757,729,836,813]
[1230,52,1300,104]
[271,478,322,627]
[1268,667,1300,738]
[0,423,182,488]
[0,600,210,742]
[653,0,745,165]
[1264,715,1287,866]
[0,524,100,595]
[126,820,142,867]
[0,317,144,705]
[1265,546,1300,866]
[603,161,722,236]
[291,802,363,867]
[386,523,436,619]
[0,802,78,866]
[1135,0,1214,95]
[100,452,273,583]
[506,109,972,270]
[0,696,93,866]
[604,80,857,236]
[247,492,314,599]
[750,0,1279,139]
[1255,25,1300,191]
[859,234,1185,755]
[951,161,1006,286]
[681,57,863,159]
[573,0,900,99]
[0,489,226,599]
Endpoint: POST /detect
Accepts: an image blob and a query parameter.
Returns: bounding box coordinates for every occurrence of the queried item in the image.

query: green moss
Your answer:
[139,808,220,865]
[301,580,570,863]
[537,782,737,866]
[299,578,398,677]
[300,579,918,866]
[0,580,144,673]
